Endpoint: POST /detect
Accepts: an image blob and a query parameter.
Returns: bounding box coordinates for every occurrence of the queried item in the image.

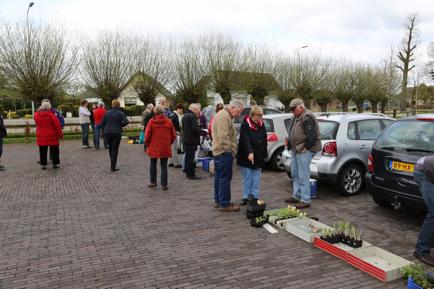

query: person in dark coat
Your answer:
[34,102,63,170]
[237,106,268,205]
[169,103,184,168]
[0,112,7,171]
[101,99,129,171]
[145,105,176,190]
[413,155,434,266]
[181,103,201,179]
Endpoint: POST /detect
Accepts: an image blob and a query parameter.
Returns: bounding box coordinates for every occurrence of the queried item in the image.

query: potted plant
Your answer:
[402,264,433,289]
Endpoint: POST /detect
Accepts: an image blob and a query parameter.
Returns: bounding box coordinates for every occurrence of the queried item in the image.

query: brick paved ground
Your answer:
[0,140,427,288]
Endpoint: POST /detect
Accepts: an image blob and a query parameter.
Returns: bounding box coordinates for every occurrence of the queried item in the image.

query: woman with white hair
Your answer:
[34,102,63,170]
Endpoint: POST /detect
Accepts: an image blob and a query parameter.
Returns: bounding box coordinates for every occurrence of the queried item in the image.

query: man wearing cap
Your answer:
[285,98,321,209]
[93,101,108,150]
[413,155,434,266]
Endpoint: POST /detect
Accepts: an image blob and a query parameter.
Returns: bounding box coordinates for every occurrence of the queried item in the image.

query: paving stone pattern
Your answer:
[0,140,426,288]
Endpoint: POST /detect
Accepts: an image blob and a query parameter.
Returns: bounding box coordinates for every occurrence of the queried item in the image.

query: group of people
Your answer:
[1,95,434,267]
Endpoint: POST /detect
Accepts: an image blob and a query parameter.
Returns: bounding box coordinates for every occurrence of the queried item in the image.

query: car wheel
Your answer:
[337,164,364,196]
[372,195,390,208]
[270,147,285,172]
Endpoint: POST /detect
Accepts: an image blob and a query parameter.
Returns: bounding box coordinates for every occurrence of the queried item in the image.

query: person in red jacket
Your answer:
[145,105,176,190]
[34,102,63,170]
[93,101,108,150]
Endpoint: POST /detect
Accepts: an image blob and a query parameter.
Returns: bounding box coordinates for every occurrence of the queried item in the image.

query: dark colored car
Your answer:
[366,114,434,211]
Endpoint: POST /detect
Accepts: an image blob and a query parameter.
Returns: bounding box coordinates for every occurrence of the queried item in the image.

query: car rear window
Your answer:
[375,120,434,154]
[263,119,274,133]
[318,120,338,140]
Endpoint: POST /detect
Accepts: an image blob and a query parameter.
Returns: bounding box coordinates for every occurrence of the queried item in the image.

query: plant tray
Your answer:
[284,217,333,243]
[313,237,372,261]
[275,219,292,229]
[346,246,413,282]
[407,277,424,289]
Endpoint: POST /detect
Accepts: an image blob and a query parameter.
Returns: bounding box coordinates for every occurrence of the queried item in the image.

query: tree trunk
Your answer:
[380,101,387,114]
[357,103,364,113]
[371,101,378,113]
[341,101,349,112]
[320,104,327,112]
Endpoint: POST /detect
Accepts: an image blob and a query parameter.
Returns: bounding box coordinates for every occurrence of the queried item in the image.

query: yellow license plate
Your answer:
[390,161,414,173]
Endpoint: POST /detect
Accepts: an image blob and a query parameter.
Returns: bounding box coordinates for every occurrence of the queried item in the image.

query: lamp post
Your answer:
[26,2,35,115]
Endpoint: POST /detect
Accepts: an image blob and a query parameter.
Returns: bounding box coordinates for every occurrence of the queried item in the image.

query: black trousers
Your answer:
[183,144,197,177]
[39,146,60,166]
[150,158,168,186]
[105,133,122,169]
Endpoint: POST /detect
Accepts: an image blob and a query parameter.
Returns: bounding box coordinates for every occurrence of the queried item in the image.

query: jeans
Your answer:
[91,123,96,147]
[291,150,315,203]
[150,158,168,186]
[94,124,107,149]
[240,166,261,199]
[105,133,121,170]
[414,170,434,256]
[39,146,60,166]
[80,123,89,146]
[214,152,233,208]
[169,136,181,166]
[183,144,197,177]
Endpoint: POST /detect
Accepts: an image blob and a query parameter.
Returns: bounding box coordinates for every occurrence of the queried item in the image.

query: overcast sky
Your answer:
[1,0,434,70]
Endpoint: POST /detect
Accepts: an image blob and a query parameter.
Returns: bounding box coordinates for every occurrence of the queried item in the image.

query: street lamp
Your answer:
[26,2,35,115]
[27,2,34,17]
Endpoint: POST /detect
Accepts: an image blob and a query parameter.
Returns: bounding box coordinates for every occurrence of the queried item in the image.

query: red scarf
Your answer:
[245,115,263,131]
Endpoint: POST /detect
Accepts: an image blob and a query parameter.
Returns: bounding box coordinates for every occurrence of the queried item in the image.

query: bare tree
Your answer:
[380,48,401,114]
[396,14,418,112]
[352,65,371,113]
[81,32,135,106]
[274,55,295,112]
[132,38,172,105]
[0,20,78,104]
[172,39,207,104]
[287,54,329,109]
[329,61,355,112]
[240,45,280,105]
[200,34,241,103]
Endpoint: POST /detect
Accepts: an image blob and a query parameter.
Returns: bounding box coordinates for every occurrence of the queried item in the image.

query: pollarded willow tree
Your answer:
[0,20,78,105]
[240,44,281,105]
[200,33,241,104]
[172,39,207,105]
[81,32,136,106]
[287,54,329,109]
[131,38,173,106]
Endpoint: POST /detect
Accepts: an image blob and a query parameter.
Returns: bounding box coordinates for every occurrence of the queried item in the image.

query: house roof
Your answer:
[122,72,173,97]
[198,70,281,93]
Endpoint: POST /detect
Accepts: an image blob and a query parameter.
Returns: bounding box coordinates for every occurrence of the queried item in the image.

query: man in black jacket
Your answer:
[182,103,201,179]
[169,103,184,168]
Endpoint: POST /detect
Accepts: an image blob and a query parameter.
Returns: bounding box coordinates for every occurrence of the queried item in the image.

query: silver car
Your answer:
[262,113,292,171]
[282,113,395,195]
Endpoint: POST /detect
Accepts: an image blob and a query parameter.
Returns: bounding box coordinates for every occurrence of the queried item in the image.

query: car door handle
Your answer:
[398,178,410,186]
[359,145,368,150]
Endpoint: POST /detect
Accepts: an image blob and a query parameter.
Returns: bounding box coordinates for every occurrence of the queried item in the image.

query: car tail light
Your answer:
[416,117,434,121]
[368,153,374,173]
[267,133,278,142]
[322,141,337,157]
[284,137,288,146]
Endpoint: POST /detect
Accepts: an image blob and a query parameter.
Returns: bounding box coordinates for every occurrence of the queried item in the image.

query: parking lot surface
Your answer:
[0,140,426,288]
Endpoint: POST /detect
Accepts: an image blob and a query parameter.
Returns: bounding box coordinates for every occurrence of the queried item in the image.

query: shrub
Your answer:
[16,108,33,118]
[125,105,143,116]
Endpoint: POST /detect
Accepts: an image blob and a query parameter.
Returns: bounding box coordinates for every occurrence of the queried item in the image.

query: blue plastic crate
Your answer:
[197,157,213,172]
[407,277,423,289]
[310,179,317,198]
